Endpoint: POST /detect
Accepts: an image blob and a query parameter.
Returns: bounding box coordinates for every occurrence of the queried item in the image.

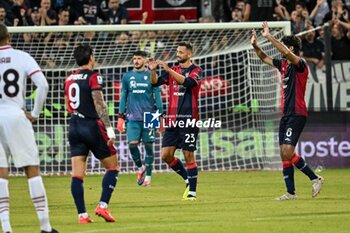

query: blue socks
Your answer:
[100,170,119,204]
[282,161,295,195]
[186,162,198,194]
[292,154,318,180]
[167,157,188,181]
[71,177,86,214]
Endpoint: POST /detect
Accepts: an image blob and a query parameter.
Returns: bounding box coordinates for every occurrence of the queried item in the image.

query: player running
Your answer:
[117,51,163,187]
[64,45,119,223]
[0,24,58,233]
[149,42,201,200]
[251,22,324,200]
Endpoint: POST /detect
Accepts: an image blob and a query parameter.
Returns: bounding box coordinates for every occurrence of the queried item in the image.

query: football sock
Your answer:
[71,176,86,214]
[145,175,151,183]
[144,143,154,176]
[0,178,11,233]
[282,161,295,195]
[28,176,52,232]
[100,170,119,205]
[292,153,318,180]
[129,143,142,168]
[167,157,188,181]
[186,162,198,196]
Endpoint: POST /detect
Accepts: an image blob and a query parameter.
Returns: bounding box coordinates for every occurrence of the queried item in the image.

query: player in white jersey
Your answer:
[0,24,58,233]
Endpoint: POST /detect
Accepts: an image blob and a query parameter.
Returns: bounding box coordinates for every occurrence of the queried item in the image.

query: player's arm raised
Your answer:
[149,57,158,85]
[261,21,299,65]
[251,29,274,67]
[117,75,127,132]
[92,90,115,146]
[157,60,185,85]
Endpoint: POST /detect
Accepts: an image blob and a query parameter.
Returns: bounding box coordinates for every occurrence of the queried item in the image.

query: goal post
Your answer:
[7,22,290,175]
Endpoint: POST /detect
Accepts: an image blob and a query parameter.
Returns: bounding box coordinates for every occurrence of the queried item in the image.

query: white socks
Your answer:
[188,191,197,197]
[28,176,52,232]
[0,178,11,233]
[145,176,151,183]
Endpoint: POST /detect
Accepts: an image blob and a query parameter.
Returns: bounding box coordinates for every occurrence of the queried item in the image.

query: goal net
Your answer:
[7,22,290,175]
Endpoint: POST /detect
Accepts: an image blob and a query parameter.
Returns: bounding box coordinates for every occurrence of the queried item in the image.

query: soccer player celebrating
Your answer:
[251,22,324,200]
[0,24,58,233]
[64,45,119,223]
[117,51,163,186]
[149,42,201,200]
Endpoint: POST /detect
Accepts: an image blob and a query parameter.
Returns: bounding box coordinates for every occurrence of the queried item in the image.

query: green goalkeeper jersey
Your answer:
[119,69,163,121]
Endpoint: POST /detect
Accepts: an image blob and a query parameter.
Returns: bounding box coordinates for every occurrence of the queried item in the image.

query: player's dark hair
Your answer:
[281,36,301,55]
[295,0,306,8]
[0,24,9,43]
[74,44,93,66]
[133,50,148,57]
[178,42,193,52]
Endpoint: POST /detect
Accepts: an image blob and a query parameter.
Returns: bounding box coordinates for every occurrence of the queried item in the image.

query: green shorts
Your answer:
[126,121,155,143]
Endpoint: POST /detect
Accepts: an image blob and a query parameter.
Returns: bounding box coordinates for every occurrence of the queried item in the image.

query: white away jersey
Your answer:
[0,45,41,115]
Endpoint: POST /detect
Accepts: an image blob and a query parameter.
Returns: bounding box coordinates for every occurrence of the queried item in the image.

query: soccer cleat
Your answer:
[41,228,59,233]
[142,181,151,187]
[182,184,189,199]
[137,165,146,186]
[183,194,197,201]
[94,204,116,222]
[78,215,94,224]
[311,175,324,198]
[274,193,297,201]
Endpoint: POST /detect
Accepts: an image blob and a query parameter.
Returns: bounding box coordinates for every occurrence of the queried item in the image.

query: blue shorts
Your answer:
[162,127,199,151]
[279,115,306,146]
[68,115,117,160]
[126,121,155,143]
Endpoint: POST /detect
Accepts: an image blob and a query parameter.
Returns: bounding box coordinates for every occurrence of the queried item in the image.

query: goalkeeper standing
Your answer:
[118,51,163,186]
[149,42,202,200]
[251,22,324,200]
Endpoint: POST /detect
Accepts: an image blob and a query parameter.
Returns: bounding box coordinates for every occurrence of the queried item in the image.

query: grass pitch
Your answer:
[8,169,350,233]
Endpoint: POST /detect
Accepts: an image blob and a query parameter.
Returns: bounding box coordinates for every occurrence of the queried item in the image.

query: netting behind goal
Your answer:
[7,22,289,175]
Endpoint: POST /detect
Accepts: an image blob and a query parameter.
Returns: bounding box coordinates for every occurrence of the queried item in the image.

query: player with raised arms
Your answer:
[251,22,324,200]
[149,42,201,200]
[64,44,119,223]
[0,24,58,233]
[117,50,163,186]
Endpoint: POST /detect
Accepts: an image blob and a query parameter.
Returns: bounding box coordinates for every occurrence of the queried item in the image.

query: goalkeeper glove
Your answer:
[117,112,125,133]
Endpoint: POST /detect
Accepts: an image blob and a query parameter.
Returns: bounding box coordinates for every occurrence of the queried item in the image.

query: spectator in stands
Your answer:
[231,6,243,22]
[323,0,345,24]
[57,7,70,25]
[291,10,306,34]
[275,0,290,21]
[39,0,57,25]
[108,0,128,24]
[28,6,42,26]
[69,0,108,25]
[0,5,12,26]
[212,0,232,22]
[331,21,350,59]
[301,25,325,81]
[309,0,330,26]
[243,0,284,22]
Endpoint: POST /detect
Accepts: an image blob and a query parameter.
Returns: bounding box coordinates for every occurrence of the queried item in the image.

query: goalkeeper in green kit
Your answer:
[117,51,163,186]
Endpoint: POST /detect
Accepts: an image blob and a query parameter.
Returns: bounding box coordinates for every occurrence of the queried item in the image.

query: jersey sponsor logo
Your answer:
[132,90,146,93]
[68,74,87,81]
[174,92,184,96]
[136,83,148,87]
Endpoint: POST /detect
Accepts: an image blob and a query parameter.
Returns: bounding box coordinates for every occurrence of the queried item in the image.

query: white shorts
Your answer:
[0,113,39,168]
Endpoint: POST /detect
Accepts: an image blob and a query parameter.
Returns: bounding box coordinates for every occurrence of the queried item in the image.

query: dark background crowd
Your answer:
[1,0,350,69]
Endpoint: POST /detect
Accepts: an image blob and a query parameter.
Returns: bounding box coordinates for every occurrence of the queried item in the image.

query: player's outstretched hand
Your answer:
[261,21,270,37]
[251,29,257,45]
[156,60,170,72]
[25,112,37,123]
[148,57,157,70]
